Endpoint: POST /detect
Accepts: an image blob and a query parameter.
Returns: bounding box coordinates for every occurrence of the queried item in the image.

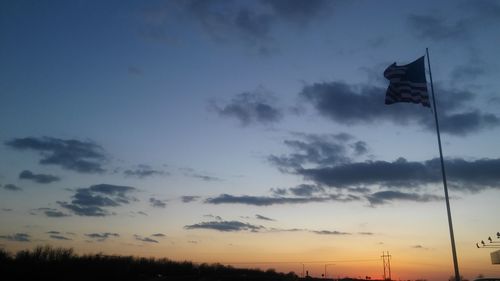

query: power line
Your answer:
[223,259,380,265]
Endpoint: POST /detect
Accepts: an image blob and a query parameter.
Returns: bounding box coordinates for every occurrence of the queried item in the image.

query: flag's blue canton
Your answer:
[384,56,430,107]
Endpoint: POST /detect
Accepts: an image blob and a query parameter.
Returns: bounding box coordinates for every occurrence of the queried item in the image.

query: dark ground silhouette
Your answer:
[0,245,299,281]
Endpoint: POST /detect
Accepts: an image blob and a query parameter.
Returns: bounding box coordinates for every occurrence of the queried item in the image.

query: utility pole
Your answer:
[324,263,335,279]
[381,251,392,281]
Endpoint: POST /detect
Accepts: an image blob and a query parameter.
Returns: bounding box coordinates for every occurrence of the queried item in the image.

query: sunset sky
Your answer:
[1,1,499,280]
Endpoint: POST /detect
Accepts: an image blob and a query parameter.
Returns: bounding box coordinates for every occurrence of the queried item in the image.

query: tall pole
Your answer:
[426,47,461,281]
[381,252,392,281]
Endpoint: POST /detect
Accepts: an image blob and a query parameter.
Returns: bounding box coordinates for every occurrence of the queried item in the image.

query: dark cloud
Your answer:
[85,232,119,241]
[289,184,324,197]
[434,111,500,136]
[300,81,500,136]
[204,214,222,220]
[298,157,436,189]
[19,170,60,184]
[35,208,70,218]
[1,208,13,212]
[181,195,200,203]
[209,156,500,208]
[151,233,166,237]
[57,202,109,217]
[57,184,137,216]
[268,133,363,173]
[205,193,360,206]
[149,198,167,208]
[87,184,137,197]
[270,187,288,196]
[211,90,282,126]
[44,210,69,217]
[134,235,159,243]
[255,214,275,221]
[5,137,107,173]
[49,235,71,240]
[124,166,168,178]
[185,220,357,235]
[137,211,148,216]
[0,233,30,242]
[298,157,500,192]
[47,231,60,234]
[3,184,22,191]
[311,230,350,235]
[75,185,133,212]
[359,232,374,235]
[185,220,264,232]
[351,141,368,156]
[367,191,444,206]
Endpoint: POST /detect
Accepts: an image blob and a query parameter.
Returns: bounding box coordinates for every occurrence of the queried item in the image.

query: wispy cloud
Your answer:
[49,235,72,240]
[0,233,30,242]
[185,218,358,236]
[134,235,159,243]
[310,230,350,235]
[408,1,500,42]
[408,14,467,41]
[210,89,282,126]
[181,195,200,203]
[149,197,167,208]
[412,244,429,250]
[3,184,22,191]
[141,0,333,54]
[34,208,70,218]
[85,232,119,242]
[185,220,264,232]
[367,191,444,206]
[255,214,275,221]
[19,170,60,184]
[123,165,168,178]
[268,133,365,173]
[206,193,360,206]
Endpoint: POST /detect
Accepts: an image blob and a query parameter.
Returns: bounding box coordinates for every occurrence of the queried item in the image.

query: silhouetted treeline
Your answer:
[0,245,299,281]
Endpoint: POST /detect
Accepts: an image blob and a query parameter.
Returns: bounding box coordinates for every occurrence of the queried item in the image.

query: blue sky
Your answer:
[1,1,500,280]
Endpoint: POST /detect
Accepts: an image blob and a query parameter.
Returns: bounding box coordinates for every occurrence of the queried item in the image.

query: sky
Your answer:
[1,0,500,280]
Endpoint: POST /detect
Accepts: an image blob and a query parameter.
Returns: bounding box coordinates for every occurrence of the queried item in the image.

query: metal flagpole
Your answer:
[426,47,461,281]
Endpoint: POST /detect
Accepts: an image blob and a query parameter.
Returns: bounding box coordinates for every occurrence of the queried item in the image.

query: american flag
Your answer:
[384,56,430,107]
